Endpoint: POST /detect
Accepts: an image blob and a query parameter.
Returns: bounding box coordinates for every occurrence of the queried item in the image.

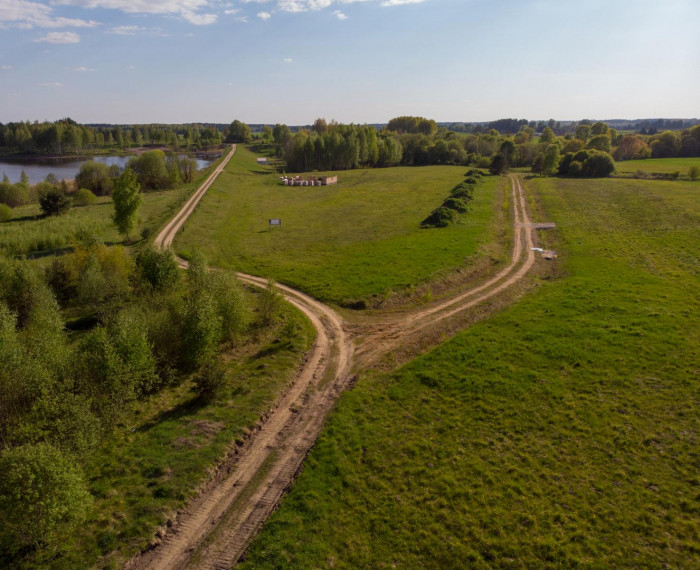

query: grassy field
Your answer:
[0,162,220,259]
[614,157,700,177]
[174,146,504,307]
[240,176,700,568]
[23,302,315,569]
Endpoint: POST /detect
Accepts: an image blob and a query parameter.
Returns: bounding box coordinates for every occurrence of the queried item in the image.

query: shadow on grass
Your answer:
[135,396,207,433]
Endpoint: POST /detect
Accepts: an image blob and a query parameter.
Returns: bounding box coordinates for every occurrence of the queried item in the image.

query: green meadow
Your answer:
[615,157,700,176]
[174,146,504,307]
[240,176,700,568]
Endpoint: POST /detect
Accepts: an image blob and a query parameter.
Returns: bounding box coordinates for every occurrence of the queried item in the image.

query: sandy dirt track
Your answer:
[129,167,537,569]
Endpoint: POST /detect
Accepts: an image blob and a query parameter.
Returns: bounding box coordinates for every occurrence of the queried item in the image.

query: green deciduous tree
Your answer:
[0,443,92,551]
[128,150,170,190]
[137,247,180,291]
[75,161,112,196]
[112,168,142,242]
[542,144,561,177]
[227,120,252,143]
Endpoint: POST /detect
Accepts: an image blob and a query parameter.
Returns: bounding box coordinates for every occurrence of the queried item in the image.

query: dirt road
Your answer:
[130,170,538,569]
[355,174,536,367]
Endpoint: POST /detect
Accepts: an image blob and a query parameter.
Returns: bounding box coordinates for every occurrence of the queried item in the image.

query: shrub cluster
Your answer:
[0,248,256,555]
[421,171,482,228]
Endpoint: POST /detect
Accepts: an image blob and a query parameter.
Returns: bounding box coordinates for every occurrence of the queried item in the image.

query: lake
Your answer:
[0,155,214,185]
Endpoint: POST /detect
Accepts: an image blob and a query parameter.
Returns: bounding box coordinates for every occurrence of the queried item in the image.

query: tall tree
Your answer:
[227,120,251,143]
[111,168,142,242]
[542,144,561,176]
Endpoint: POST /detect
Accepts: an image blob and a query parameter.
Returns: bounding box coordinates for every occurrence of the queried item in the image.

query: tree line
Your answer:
[0,118,224,155]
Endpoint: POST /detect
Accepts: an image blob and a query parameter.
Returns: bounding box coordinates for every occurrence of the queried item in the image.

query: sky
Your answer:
[0,0,698,125]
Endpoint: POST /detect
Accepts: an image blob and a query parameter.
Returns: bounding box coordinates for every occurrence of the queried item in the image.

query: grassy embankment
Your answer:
[0,160,222,260]
[174,146,505,308]
[240,176,700,567]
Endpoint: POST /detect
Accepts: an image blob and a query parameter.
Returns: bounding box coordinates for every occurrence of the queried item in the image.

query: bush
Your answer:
[0,183,29,207]
[39,188,72,217]
[0,443,92,551]
[73,188,96,206]
[193,360,227,402]
[137,247,180,292]
[0,203,12,222]
[441,197,469,213]
[688,165,700,181]
[568,161,583,177]
[206,270,250,341]
[258,279,283,326]
[582,151,615,177]
[421,207,457,229]
[179,290,223,372]
[489,153,509,175]
[75,161,112,196]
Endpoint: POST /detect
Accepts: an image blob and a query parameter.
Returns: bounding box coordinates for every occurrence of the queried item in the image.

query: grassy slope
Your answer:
[240,177,700,568]
[615,157,700,175]
[174,146,502,306]
[29,303,315,569]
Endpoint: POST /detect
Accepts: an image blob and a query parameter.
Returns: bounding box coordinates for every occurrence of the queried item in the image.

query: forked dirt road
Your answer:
[130,159,538,569]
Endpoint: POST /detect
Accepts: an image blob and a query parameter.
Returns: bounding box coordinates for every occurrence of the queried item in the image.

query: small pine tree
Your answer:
[39,188,72,216]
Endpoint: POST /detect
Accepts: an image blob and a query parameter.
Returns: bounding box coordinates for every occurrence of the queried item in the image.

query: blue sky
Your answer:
[0,0,698,124]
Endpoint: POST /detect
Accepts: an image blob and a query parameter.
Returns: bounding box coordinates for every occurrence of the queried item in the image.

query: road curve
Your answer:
[355,174,537,367]
[130,163,538,568]
[129,145,354,570]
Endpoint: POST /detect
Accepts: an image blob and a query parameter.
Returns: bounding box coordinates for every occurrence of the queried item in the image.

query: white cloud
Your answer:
[333,9,347,19]
[224,8,240,14]
[283,57,293,63]
[381,0,425,5]
[257,11,271,19]
[34,31,80,43]
[73,65,95,71]
[0,0,99,29]
[52,0,217,25]
[40,82,65,87]
[108,25,144,35]
[182,11,217,24]
[0,65,13,70]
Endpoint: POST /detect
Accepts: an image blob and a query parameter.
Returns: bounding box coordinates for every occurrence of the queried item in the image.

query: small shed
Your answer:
[257,158,268,165]
[320,176,338,186]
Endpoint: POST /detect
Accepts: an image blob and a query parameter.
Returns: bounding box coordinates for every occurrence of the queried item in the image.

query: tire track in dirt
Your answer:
[355,174,536,367]
[129,171,537,569]
[130,145,354,570]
